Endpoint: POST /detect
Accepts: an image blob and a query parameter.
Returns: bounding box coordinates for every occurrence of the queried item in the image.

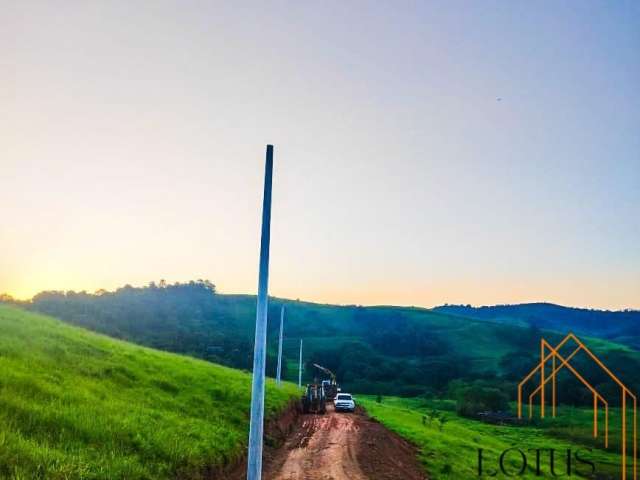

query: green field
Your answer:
[0,304,299,480]
[360,396,630,479]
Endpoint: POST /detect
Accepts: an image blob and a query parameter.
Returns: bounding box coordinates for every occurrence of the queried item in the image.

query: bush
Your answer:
[452,380,509,418]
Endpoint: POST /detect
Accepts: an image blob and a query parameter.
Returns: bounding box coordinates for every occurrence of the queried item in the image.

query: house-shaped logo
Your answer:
[518,333,637,480]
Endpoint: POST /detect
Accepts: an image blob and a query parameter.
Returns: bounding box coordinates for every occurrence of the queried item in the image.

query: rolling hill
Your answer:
[13,282,640,398]
[0,304,298,480]
[434,303,640,349]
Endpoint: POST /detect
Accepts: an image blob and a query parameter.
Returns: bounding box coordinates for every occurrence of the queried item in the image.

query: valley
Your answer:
[1,288,638,479]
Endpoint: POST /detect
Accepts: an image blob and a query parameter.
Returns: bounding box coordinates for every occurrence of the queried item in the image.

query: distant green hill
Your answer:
[0,304,298,480]
[16,282,640,398]
[434,303,640,349]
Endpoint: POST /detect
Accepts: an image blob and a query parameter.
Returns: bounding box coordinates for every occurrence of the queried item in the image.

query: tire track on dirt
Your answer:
[263,404,426,480]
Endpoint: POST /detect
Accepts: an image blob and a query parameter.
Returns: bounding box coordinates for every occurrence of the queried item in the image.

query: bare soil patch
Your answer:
[262,404,427,480]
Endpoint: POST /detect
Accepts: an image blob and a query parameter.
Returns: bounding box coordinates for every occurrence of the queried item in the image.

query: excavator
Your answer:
[300,363,340,414]
[312,363,340,401]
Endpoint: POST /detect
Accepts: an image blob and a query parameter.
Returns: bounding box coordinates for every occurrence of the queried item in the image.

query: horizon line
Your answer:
[2,281,638,314]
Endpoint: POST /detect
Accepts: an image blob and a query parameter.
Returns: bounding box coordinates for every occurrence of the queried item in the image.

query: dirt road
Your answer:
[263,404,426,480]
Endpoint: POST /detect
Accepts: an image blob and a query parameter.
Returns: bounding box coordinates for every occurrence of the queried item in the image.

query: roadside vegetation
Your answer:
[361,395,627,479]
[0,304,299,480]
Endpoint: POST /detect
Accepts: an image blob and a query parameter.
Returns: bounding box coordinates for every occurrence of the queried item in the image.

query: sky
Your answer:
[2,1,639,309]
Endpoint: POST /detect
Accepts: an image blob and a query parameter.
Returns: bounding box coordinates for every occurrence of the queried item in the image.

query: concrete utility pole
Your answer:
[298,339,303,388]
[246,145,274,480]
[276,306,284,385]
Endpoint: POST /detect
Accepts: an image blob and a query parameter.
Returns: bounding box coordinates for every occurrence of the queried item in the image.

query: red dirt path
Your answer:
[262,404,427,480]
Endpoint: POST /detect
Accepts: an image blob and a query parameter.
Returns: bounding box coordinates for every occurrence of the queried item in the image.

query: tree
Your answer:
[452,380,509,417]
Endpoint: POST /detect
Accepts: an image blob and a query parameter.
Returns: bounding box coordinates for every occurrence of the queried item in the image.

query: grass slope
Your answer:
[0,304,299,480]
[361,396,627,479]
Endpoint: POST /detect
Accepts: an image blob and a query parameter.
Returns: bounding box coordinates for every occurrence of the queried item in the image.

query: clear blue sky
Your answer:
[2,1,639,309]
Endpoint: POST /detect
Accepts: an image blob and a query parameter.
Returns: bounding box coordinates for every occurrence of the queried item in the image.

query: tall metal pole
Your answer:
[276,306,284,385]
[246,145,273,480]
[298,339,303,388]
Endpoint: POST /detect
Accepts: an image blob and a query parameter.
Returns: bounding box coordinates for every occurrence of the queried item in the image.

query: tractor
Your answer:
[301,382,327,414]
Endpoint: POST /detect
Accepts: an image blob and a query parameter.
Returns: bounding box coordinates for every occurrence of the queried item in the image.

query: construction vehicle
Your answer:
[312,363,340,400]
[301,383,326,414]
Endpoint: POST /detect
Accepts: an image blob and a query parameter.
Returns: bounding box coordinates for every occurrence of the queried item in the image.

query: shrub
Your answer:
[452,380,509,418]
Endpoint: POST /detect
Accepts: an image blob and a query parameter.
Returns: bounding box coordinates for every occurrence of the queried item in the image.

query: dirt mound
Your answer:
[355,411,426,480]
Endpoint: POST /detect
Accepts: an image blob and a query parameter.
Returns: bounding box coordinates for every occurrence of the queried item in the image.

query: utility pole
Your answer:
[246,145,273,480]
[276,306,284,385]
[298,339,303,388]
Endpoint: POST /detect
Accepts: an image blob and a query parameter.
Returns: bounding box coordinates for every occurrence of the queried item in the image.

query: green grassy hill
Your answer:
[20,283,640,397]
[0,304,298,480]
[434,303,640,350]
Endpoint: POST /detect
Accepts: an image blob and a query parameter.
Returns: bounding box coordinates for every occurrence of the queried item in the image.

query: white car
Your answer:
[334,393,355,412]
